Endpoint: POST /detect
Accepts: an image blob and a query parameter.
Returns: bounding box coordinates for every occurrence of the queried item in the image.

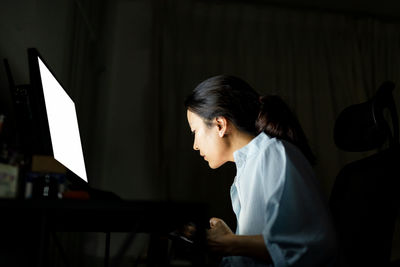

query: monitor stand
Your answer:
[66,171,121,201]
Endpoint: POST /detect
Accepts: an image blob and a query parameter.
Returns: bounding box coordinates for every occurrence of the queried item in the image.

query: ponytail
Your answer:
[256,95,316,165]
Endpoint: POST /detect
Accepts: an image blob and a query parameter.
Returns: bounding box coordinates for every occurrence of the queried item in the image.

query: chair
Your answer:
[329,81,400,267]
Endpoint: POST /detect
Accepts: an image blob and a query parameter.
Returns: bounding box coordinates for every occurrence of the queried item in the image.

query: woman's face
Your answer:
[187,110,229,169]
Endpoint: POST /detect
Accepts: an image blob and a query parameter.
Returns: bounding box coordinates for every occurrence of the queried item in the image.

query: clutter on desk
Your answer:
[0,162,19,198]
[0,114,23,198]
[24,155,67,199]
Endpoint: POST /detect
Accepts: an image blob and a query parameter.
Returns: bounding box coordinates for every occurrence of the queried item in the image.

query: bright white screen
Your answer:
[38,57,88,182]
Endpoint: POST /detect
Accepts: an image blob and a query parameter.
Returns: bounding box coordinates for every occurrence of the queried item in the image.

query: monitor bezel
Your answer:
[27,48,53,156]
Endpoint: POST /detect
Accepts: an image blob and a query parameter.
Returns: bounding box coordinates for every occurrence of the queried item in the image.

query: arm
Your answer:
[207,217,271,262]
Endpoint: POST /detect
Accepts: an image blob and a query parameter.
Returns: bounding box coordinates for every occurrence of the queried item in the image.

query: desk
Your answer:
[0,199,209,267]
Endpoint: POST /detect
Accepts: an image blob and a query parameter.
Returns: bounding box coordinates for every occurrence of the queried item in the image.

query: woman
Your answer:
[184,75,337,266]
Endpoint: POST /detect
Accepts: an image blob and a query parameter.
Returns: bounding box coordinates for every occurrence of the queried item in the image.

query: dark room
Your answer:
[0,0,399,266]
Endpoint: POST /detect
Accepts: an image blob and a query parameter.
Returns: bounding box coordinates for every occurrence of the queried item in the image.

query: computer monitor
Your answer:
[27,48,88,183]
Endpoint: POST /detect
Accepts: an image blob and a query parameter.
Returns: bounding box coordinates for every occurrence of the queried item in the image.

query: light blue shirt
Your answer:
[222,132,337,267]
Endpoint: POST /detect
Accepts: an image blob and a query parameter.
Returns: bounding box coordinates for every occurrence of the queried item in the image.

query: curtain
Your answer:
[67,0,108,189]
[60,1,109,266]
[151,0,400,221]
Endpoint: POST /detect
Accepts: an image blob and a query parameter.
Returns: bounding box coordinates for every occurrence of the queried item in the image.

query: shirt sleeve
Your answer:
[261,141,337,266]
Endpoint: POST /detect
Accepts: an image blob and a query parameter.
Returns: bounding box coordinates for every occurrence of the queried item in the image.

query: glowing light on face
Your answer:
[187,110,228,169]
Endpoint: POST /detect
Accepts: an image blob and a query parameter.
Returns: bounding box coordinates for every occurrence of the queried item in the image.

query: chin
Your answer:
[208,161,224,169]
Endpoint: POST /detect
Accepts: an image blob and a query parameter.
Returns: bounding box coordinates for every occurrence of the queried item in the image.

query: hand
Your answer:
[206,217,235,254]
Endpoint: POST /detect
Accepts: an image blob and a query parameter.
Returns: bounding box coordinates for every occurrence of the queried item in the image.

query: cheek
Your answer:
[205,135,226,166]
[197,129,211,149]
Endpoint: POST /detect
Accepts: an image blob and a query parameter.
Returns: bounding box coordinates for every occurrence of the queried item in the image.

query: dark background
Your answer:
[0,0,400,266]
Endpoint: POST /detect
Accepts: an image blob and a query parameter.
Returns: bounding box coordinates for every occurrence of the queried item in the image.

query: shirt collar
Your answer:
[233,132,270,168]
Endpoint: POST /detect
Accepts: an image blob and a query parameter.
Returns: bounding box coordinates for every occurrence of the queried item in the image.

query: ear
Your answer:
[214,116,228,138]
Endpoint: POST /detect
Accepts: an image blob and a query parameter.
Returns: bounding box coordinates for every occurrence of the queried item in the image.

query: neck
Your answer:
[227,130,256,162]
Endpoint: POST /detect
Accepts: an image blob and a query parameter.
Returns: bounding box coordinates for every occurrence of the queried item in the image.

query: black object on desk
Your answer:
[0,198,209,267]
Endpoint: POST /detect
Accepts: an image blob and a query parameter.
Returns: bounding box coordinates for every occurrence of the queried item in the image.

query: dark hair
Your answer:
[185,75,316,165]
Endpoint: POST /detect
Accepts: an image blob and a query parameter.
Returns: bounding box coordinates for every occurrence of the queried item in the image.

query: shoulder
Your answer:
[248,134,288,187]
[254,133,287,165]
[253,134,312,184]
[239,132,306,176]
[256,133,310,169]
[247,135,289,204]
